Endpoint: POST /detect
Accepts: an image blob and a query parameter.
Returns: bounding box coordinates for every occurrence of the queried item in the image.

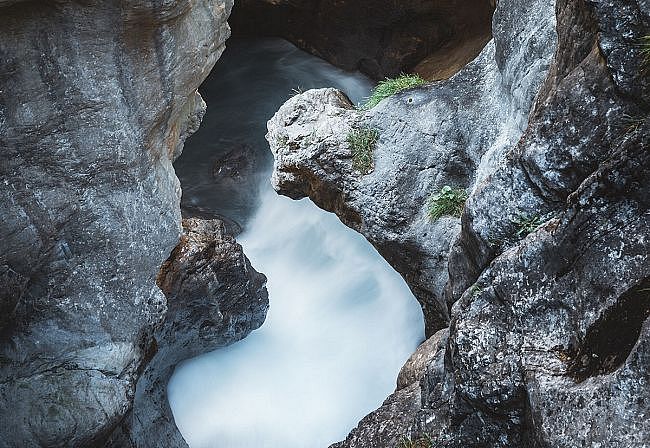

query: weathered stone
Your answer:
[268,0,650,446]
[0,1,233,445]
[397,329,448,391]
[108,218,268,447]
[267,0,557,335]
[332,330,448,448]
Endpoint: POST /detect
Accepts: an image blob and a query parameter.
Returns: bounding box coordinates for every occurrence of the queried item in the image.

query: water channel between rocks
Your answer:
[168,37,425,448]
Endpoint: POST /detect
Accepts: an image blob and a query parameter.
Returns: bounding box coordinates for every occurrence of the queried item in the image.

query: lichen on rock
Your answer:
[267,0,650,446]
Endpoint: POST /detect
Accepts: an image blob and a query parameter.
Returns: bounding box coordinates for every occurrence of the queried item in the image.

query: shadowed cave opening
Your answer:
[229,0,496,80]
[566,278,650,382]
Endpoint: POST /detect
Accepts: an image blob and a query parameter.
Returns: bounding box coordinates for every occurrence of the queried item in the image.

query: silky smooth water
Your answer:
[168,38,425,448]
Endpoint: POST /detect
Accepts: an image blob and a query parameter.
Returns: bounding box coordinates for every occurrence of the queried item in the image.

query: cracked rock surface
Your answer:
[0,1,234,445]
[269,0,650,446]
[107,218,268,447]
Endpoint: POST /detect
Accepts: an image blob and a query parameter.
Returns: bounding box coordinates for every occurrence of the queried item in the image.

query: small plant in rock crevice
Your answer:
[427,186,468,221]
[640,35,650,73]
[620,113,647,133]
[347,127,380,174]
[487,213,546,251]
[397,434,434,448]
[362,74,427,110]
[275,135,290,150]
[512,213,543,239]
[469,283,484,297]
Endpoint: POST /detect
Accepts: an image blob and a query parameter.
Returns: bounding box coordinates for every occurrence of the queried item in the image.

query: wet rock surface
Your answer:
[269,0,650,445]
[180,143,260,235]
[0,0,233,445]
[108,218,268,447]
[230,0,495,80]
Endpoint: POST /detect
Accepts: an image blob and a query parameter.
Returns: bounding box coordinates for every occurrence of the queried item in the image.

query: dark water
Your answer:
[169,38,424,448]
[174,38,373,229]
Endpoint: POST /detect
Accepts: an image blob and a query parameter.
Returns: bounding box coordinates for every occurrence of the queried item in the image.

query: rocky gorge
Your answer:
[0,1,266,446]
[0,0,648,448]
[268,0,650,446]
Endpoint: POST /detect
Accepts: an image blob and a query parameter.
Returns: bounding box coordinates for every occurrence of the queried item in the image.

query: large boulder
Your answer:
[267,0,557,335]
[268,0,650,445]
[107,218,268,447]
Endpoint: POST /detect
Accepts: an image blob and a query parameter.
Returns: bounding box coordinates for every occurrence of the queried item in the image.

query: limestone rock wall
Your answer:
[0,1,233,445]
[108,218,268,447]
[268,0,650,445]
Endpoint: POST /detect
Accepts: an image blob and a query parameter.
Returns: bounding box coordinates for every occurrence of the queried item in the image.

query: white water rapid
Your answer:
[168,38,425,448]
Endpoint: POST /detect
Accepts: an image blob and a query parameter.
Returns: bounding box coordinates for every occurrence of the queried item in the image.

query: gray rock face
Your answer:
[269,0,650,446]
[0,1,233,445]
[108,218,268,447]
[267,0,557,335]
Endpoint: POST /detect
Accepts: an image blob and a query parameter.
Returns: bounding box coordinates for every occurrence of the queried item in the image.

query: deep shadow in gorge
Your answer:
[173,37,374,230]
[566,278,650,382]
[229,0,496,80]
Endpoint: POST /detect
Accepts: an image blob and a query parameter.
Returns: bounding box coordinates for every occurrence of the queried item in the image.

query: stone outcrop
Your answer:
[0,1,233,446]
[230,0,495,80]
[267,0,556,335]
[108,218,268,447]
[268,0,650,445]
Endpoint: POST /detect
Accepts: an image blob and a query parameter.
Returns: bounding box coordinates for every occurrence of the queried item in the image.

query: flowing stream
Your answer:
[168,38,425,448]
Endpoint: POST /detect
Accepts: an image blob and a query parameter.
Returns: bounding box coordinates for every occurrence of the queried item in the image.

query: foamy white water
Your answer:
[168,38,425,448]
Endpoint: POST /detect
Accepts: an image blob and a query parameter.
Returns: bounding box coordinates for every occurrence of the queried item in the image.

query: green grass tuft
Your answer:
[347,127,380,174]
[427,186,468,221]
[275,135,289,149]
[640,35,650,72]
[362,74,427,110]
[397,434,434,448]
[512,213,543,238]
[469,284,484,297]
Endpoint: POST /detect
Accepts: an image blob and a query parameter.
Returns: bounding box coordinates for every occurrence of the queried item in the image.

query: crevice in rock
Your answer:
[445,0,610,309]
[565,278,650,382]
[228,0,495,80]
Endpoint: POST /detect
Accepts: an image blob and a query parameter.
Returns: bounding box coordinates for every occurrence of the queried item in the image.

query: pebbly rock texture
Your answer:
[0,0,233,446]
[267,0,557,335]
[108,218,268,447]
[230,0,495,80]
[269,0,650,446]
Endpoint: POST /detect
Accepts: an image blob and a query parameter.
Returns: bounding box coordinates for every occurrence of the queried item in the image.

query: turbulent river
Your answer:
[168,38,425,448]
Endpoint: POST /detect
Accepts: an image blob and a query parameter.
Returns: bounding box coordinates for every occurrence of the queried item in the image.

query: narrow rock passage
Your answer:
[167,38,425,448]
